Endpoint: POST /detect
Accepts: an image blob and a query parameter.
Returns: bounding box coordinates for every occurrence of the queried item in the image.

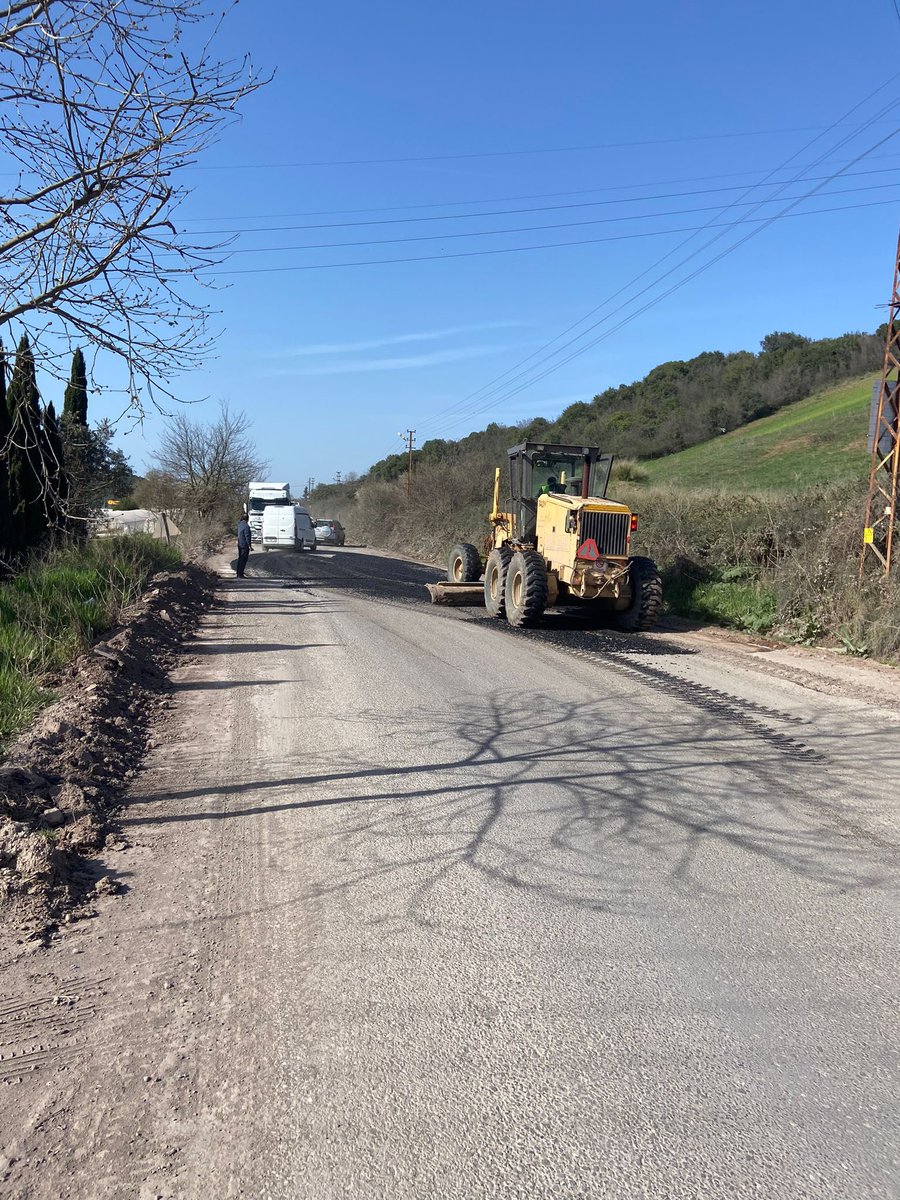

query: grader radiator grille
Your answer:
[580,510,629,557]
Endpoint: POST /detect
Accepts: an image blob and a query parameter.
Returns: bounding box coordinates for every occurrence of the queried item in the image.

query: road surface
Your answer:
[1,545,899,1199]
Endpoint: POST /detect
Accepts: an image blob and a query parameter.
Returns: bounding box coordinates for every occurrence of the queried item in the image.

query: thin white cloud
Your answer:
[277,321,525,358]
[268,344,511,376]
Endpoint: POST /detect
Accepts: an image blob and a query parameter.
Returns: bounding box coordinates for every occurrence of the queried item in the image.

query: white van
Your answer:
[261,504,317,552]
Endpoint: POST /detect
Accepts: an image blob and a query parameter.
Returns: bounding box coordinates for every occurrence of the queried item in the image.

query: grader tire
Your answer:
[611,556,663,632]
[484,547,513,618]
[448,542,481,583]
[504,550,548,628]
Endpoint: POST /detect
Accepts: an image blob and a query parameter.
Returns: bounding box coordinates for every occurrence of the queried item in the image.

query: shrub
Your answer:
[611,459,649,483]
[0,535,181,747]
[175,514,226,561]
[773,495,900,660]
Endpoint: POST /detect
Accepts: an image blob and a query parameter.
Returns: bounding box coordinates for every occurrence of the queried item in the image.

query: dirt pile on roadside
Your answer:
[0,563,216,935]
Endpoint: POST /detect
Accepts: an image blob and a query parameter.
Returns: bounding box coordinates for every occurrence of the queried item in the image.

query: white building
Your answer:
[93,509,179,541]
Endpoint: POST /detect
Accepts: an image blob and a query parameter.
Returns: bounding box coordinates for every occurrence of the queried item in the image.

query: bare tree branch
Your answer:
[0,1,269,411]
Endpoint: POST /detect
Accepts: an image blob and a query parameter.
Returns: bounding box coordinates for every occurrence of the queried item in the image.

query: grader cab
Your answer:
[432,441,662,630]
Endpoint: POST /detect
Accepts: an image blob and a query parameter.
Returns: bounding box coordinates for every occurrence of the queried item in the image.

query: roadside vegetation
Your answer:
[0,326,263,756]
[0,2,265,753]
[311,328,899,662]
[0,352,260,751]
[613,480,900,657]
[0,535,180,746]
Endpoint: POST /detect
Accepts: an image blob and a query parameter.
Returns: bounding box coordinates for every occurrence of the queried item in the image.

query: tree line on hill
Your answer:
[358,328,884,488]
[0,336,135,566]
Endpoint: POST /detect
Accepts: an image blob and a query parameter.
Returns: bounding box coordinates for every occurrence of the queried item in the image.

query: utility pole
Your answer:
[862,226,900,575]
[398,429,415,499]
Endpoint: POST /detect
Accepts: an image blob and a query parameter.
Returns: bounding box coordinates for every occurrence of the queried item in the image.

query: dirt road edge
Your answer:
[0,562,217,939]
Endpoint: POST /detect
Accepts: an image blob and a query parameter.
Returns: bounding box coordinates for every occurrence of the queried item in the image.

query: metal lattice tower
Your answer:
[862,227,900,575]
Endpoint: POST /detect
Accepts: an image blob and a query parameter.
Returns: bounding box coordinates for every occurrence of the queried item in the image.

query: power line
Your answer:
[422,182,899,434]
[177,152,900,224]
[425,126,900,438]
[180,121,900,171]
[416,78,900,437]
[205,196,900,277]
[186,167,900,236]
[209,181,900,255]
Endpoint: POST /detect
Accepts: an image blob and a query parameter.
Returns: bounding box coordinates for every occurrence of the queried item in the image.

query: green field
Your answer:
[643,375,876,490]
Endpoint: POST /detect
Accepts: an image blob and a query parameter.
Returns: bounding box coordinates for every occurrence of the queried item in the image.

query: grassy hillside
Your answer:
[642,375,876,491]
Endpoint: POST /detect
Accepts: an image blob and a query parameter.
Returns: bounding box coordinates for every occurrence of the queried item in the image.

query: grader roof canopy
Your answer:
[506,441,613,504]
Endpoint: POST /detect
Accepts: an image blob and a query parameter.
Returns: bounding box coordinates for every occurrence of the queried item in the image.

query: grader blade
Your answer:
[425,581,486,606]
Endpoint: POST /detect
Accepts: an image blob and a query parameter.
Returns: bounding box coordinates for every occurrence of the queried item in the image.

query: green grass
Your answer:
[0,535,181,749]
[642,375,875,491]
[0,665,51,748]
[664,572,777,634]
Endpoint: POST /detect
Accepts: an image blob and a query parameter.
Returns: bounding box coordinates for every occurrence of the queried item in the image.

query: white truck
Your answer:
[261,504,317,552]
[247,481,291,543]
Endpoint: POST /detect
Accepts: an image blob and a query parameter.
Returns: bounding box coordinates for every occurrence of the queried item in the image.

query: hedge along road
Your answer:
[1,544,899,1200]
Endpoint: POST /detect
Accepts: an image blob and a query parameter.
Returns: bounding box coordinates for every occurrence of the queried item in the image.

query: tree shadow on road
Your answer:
[123,690,899,929]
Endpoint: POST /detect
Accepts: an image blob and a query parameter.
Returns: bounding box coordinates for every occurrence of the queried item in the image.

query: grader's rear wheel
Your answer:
[484,547,513,618]
[504,550,548,628]
[447,542,481,583]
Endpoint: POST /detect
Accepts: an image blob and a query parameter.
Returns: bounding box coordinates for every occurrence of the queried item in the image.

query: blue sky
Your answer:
[89,0,900,485]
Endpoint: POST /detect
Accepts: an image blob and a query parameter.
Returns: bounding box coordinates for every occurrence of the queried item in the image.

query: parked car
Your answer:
[262,504,317,551]
[314,518,345,546]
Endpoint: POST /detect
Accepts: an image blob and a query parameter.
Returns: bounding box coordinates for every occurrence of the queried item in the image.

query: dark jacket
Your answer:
[237,519,252,550]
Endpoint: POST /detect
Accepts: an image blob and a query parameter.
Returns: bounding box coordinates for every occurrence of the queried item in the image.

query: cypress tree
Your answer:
[0,345,12,562]
[63,348,88,426]
[61,347,93,540]
[43,400,68,539]
[7,334,48,554]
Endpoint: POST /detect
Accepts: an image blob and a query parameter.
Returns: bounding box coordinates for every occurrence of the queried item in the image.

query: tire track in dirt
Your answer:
[0,972,109,1084]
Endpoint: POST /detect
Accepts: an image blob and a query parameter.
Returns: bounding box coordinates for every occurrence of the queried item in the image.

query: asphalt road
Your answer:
[3,544,899,1199]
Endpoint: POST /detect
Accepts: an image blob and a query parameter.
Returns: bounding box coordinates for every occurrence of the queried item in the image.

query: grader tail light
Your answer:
[630,514,639,532]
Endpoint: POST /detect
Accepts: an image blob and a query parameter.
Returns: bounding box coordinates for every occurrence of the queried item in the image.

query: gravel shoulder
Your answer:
[1,546,897,1199]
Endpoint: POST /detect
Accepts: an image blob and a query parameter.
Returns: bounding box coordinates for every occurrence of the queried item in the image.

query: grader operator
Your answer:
[431,441,662,631]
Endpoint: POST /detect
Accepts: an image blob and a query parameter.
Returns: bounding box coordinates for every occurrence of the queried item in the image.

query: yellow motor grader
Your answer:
[428,441,662,630]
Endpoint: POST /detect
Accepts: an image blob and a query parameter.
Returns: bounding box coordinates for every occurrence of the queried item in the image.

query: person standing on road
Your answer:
[236,514,252,578]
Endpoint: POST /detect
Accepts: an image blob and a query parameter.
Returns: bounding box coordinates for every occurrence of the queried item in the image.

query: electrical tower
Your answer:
[862,227,900,575]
